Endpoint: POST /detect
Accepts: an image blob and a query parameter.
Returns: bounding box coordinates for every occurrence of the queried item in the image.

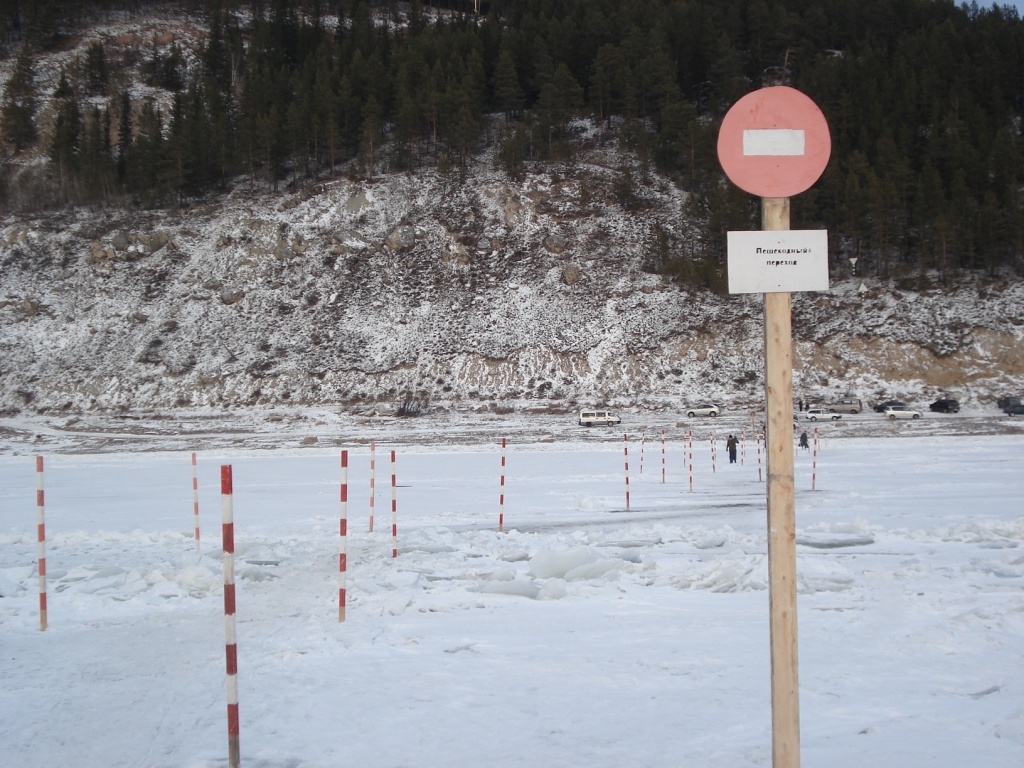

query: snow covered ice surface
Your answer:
[1,418,1023,767]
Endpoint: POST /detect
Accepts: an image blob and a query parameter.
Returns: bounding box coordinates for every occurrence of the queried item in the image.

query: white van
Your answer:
[578,410,621,427]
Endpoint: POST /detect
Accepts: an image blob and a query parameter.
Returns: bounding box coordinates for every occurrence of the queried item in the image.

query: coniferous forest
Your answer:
[1,0,1023,281]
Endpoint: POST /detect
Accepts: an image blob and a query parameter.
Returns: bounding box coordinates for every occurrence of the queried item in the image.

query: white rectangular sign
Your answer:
[727,229,829,294]
[743,128,806,156]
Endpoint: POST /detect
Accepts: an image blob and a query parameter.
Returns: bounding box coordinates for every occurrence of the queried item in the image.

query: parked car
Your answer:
[804,408,841,422]
[997,396,1021,410]
[884,405,922,420]
[578,409,621,427]
[686,403,721,417]
[929,398,960,413]
[828,397,862,414]
[873,399,906,413]
[1003,403,1024,416]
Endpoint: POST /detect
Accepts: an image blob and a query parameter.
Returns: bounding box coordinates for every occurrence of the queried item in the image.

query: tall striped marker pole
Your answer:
[811,428,819,491]
[757,431,764,483]
[639,432,645,475]
[390,450,398,558]
[711,435,717,474]
[369,441,376,532]
[623,434,631,510]
[661,430,666,484]
[688,431,694,493]
[339,450,348,622]
[221,465,240,768]
[498,438,507,533]
[191,452,201,553]
[36,456,47,631]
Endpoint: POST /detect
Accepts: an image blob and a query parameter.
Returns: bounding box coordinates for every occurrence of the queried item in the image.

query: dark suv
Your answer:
[929,398,960,414]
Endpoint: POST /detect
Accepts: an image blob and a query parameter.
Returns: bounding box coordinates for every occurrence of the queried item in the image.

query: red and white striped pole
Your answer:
[339,450,348,622]
[368,440,376,532]
[639,432,645,475]
[812,428,819,491]
[390,450,398,558]
[623,434,631,510]
[740,431,746,465]
[661,430,666,484]
[220,465,240,768]
[688,431,693,493]
[711,435,717,474]
[36,456,47,632]
[499,438,507,532]
[757,431,764,482]
[191,452,201,553]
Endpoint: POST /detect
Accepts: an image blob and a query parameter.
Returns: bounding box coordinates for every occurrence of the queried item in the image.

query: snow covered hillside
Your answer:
[2,161,1023,418]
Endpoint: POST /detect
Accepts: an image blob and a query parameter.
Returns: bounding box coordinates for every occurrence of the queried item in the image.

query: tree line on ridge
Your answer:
[1,0,1023,284]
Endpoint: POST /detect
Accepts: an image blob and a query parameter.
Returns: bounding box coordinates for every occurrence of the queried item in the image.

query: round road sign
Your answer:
[717,86,831,198]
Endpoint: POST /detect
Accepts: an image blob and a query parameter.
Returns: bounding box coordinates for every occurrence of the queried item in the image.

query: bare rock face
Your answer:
[544,233,568,253]
[145,232,171,254]
[220,288,245,305]
[331,230,373,254]
[562,264,582,285]
[385,225,417,251]
[441,245,471,266]
[19,297,40,317]
[503,197,522,226]
[345,190,370,212]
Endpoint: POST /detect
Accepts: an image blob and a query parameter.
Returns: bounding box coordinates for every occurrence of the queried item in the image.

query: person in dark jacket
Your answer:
[798,431,810,450]
[726,434,738,463]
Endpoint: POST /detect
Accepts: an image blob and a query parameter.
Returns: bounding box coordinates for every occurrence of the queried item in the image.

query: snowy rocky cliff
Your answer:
[2,158,1023,417]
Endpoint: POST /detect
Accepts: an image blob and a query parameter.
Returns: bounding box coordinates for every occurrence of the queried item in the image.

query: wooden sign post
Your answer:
[718,86,832,768]
[762,195,800,768]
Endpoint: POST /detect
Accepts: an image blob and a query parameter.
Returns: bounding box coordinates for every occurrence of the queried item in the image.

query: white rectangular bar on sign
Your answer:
[727,229,829,294]
[743,129,805,156]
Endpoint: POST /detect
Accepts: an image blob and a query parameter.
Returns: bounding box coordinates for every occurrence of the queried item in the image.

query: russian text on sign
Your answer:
[727,229,829,294]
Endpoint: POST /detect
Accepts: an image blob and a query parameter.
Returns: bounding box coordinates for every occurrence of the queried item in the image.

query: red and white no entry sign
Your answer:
[717,86,831,198]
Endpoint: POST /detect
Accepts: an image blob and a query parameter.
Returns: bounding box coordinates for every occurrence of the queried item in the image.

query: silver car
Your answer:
[804,408,841,422]
[883,405,922,420]
[686,403,721,417]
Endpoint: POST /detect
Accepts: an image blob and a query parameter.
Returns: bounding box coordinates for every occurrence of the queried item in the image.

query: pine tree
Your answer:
[493,48,524,122]
[116,91,132,184]
[124,99,165,205]
[359,95,382,180]
[591,44,622,126]
[49,74,83,199]
[80,105,114,204]
[535,63,583,158]
[83,41,109,97]
[162,93,189,203]
[256,104,284,189]
[1,45,39,153]
[392,77,421,172]
[203,11,232,92]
